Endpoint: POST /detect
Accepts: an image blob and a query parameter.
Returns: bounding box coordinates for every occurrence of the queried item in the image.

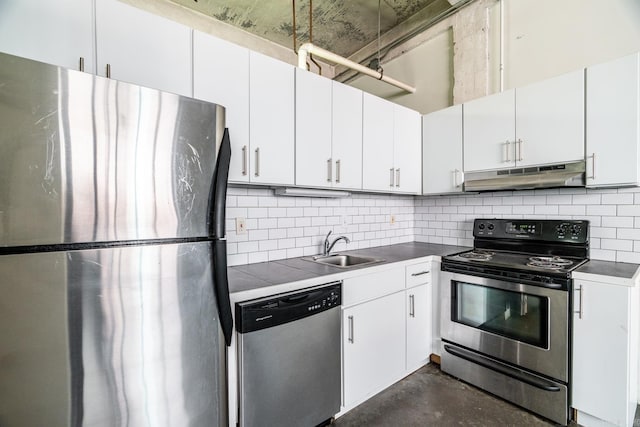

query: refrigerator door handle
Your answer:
[209,127,234,346]
[210,128,231,239]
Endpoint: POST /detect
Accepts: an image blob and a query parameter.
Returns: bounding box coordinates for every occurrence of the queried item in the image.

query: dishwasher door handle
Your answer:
[348,315,354,343]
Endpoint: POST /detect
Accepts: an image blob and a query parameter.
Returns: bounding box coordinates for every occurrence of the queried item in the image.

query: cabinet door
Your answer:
[0,0,94,73]
[572,280,631,426]
[422,105,463,194]
[193,31,250,182]
[295,69,332,188]
[393,105,422,194]
[343,292,405,408]
[516,69,584,167]
[332,82,363,190]
[362,93,395,191]
[95,0,192,96]
[463,90,515,172]
[249,51,295,185]
[406,284,431,372]
[586,53,640,187]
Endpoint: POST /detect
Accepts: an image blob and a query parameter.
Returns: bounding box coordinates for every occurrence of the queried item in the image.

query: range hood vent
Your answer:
[464,161,585,192]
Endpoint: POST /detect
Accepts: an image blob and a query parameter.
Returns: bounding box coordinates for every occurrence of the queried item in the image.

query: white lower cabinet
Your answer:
[342,291,406,408]
[406,284,431,371]
[342,261,434,412]
[572,279,639,427]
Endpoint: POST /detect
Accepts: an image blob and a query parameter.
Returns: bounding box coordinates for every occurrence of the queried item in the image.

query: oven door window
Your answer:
[452,281,549,348]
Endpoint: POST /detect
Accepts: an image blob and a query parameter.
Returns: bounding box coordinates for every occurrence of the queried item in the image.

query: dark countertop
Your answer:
[574,259,639,281]
[228,242,470,295]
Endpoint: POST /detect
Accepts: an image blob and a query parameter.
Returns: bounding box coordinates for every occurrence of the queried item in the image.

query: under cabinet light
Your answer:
[274,188,351,198]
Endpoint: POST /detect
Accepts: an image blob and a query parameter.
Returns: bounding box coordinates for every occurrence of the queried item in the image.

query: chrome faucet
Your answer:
[323,230,350,256]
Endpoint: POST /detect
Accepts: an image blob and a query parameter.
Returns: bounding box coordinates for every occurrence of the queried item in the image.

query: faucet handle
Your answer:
[325,230,332,240]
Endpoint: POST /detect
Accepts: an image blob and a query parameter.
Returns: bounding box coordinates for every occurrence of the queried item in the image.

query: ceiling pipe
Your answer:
[297,42,416,94]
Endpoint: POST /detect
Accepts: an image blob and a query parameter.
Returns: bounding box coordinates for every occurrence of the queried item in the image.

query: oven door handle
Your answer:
[443,344,562,392]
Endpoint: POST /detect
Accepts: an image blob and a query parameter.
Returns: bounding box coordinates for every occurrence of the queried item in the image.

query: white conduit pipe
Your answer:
[297,43,416,94]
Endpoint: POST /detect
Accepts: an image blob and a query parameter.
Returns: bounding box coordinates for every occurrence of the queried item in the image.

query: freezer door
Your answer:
[0,52,226,247]
[0,242,227,427]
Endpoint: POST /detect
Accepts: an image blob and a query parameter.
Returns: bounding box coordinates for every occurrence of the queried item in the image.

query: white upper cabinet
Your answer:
[515,69,584,167]
[249,51,295,185]
[0,0,95,73]
[586,52,640,187]
[463,89,515,172]
[295,69,333,188]
[464,70,585,172]
[363,93,421,193]
[422,105,463,194]
[363,93,395,192]
[393,105,422,194]
[95,0,192,96]
[193,31,250,183]
[331,82,363,190]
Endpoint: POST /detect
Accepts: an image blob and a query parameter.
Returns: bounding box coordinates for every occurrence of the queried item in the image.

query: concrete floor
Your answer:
[334,363,640,427]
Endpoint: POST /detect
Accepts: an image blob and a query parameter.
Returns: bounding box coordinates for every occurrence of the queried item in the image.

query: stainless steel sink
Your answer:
[304,254,385,268]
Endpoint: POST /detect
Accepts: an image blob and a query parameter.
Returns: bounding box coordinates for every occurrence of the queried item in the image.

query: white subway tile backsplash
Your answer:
[225,186,640,266]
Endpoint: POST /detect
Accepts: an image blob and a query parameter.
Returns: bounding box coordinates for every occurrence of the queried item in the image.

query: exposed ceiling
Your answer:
[169,0,456,59]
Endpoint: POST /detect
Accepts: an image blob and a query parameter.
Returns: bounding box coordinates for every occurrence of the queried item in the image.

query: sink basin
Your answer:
[305,254,385,268]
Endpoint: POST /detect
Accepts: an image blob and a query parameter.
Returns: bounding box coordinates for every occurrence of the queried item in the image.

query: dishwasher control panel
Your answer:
[236,282,342,333]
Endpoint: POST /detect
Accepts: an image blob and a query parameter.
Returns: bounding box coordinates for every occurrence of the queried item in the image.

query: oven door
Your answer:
[441,271,569,382]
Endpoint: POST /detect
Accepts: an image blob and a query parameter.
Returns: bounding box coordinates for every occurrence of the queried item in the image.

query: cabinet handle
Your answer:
[348,315,354,343]
[79,57,85,72]
[389,168,394,187]
[453,169,462,189]
[395,168,400,188]
[411,271,430,277]
[241,146,248,176]
[588,153,596,179]
[503,141,511,163]
[574,285,583,319]
[254,148,260,177]
[517,139,523,161]
[106,63,111,79]
[327,158,332,182]
[335,160,341,183]
[409,294,415,317]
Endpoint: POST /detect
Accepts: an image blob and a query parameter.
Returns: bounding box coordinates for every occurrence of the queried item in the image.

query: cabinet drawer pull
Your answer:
[395,168,400,188]
[411,271,430,277]
[79,57,85,72]
[242,145,247,176]
[106,63,111,79]
[389,168,394,187]
[254,148,260,177]
[503,141,511,163]
[327,158,332,182]
[574,285,583,319]
[335,160,341,183]
[409,294,415,317]
[588,153,596,180]
[348,315,354,343]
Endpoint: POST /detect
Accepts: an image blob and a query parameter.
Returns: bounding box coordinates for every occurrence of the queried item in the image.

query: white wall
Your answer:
[501,0,640,89]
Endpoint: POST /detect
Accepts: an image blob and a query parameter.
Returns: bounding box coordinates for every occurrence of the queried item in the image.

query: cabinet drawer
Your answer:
[406,262,431,288]
[343,267,404,307]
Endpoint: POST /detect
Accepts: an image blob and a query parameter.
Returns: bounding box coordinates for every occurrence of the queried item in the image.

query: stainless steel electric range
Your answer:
[440,218,589,426]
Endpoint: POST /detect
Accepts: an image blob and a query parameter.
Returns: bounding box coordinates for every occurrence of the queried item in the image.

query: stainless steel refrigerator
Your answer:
[0,52,233,426]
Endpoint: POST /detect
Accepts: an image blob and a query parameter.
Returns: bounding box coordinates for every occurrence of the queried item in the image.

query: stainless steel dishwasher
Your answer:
[236,281,342,427]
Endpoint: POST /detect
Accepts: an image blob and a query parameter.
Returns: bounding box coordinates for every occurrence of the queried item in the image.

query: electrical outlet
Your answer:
[235,217,247,234]
[390,215,396,225]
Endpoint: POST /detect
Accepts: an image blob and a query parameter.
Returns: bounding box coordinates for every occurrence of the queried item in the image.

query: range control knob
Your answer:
[478,223,485,230]
[571,224,582,235]
[487,223,495,231]
[556,224,569,234]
